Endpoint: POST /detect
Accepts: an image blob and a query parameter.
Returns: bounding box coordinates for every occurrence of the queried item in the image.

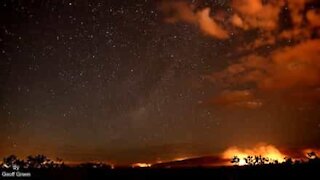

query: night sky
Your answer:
[1,0,320,165]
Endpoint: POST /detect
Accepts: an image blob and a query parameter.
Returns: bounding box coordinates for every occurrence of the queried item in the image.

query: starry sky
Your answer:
[1,0,320,165]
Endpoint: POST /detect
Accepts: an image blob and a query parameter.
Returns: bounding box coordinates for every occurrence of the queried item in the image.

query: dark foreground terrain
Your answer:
[1,164,320,180]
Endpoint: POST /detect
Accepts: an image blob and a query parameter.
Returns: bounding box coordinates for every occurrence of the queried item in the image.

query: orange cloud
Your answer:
[209,90,263,109]
[259,40,320,91]
[160,1,229,39]
[244,32,276,50]
[231,0,284,31]
[160,0,318,44]
[279,28,311,41]
[287,0,312,27]
[196,8,229,39]
[278,0,316,41]
[230,14,244,28]
[230,0,317,49]
[307,10,320,27]
[208,55,269,85]
[233,0,263,15]
[210,39,320,106]
[160,0,320,108]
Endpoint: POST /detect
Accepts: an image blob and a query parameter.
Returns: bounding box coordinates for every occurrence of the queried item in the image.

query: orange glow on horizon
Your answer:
[131,163,152,168]
[173,157,190,161]
[222,144,286,166]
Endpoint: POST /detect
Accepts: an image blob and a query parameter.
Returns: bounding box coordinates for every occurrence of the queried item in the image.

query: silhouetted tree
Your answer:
[26,154,52,168]
[262,157,269,164]
[2,155,27,169]
[284,157,293,165]
[54,158,65,168]
[2,155,18,168]
[1,155,66,169]
[231,156,240,166]
[294,159,302,165]
[254,155,267,165]
[244,156,255,166]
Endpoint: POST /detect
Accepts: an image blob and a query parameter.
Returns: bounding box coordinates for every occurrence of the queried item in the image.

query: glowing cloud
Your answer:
[209,39,320,107]
[231,0,284,31]
[209,90,263,109]
[196,8,229,39]
[160,1,229,39]
[306,10,320,27]
[160,0,320,108]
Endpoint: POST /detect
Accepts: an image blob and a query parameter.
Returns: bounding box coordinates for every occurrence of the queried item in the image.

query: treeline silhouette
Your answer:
[1,152,320,180]
[0,154,112,170]
[230,151,320,166]
[1,154,65,169]
[1,151,320,169]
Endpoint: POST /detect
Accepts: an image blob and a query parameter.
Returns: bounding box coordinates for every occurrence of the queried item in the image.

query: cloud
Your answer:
[209,90,263,109]
[232,0,263,15]
[208,54,269,85]
[196,8,229,39]
[307,9,320,27]
[229,0,318,49]
[159,0,320,108]
[230,14,244,28]
[210,39,320,106]
[160,1,229,39]
[231,0,284,31]
[259,40,320,91]
[160,0,317,41]
[287,0,312,27]
[279,28,311,41]
[278,1,317,41]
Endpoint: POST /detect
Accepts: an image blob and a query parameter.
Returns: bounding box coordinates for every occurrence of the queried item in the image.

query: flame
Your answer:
[131,163,152,168]
[222,144,286,165]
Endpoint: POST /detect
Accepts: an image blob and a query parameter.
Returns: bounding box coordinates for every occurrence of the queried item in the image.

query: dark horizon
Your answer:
[1,144,319,167]
[1,0,320,165]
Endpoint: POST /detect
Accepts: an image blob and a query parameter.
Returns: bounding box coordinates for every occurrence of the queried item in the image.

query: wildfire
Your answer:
[222,144,286,165]
[131,163,152,168]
